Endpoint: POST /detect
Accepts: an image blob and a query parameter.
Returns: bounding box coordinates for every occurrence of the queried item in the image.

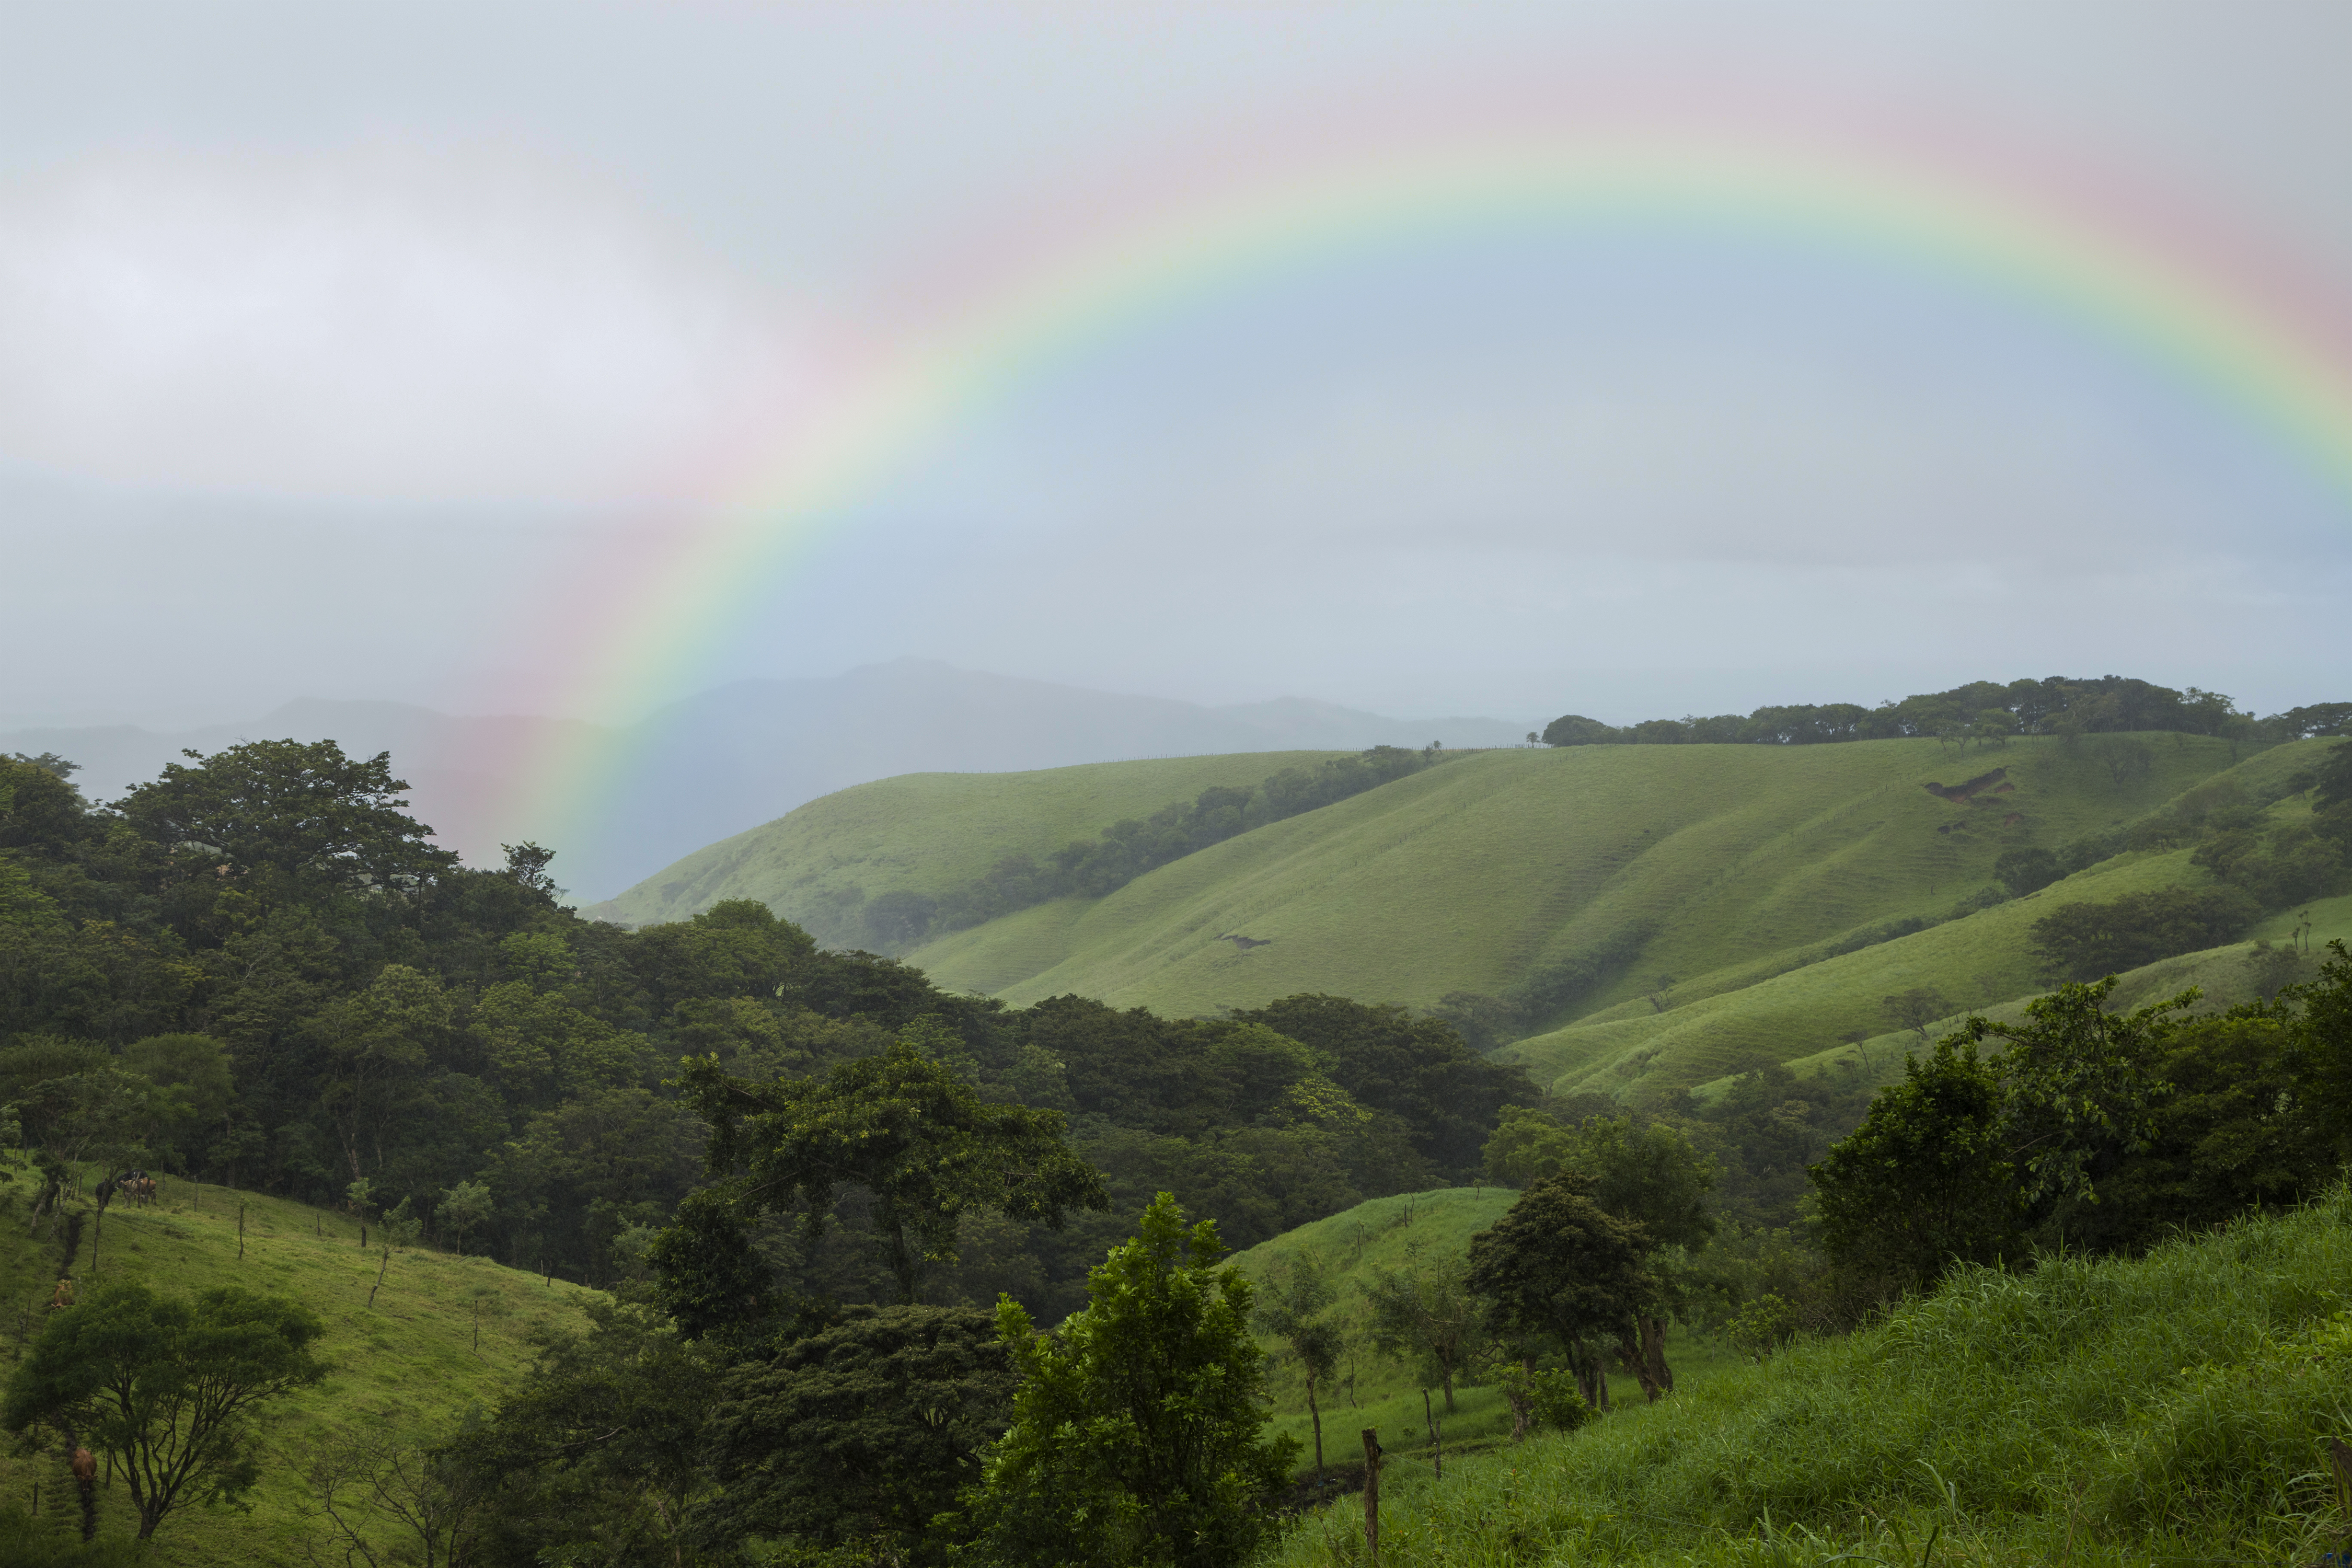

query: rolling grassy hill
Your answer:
[611,730,2344,1102]
[0,1167,599,1564]
[590,750,1344,932]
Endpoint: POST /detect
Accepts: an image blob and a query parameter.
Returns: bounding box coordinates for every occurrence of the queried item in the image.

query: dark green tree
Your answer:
[443,1300,719,1567]
[1993,846,2060,898]
[3,1282,327,1540]
[964,1193,1298,1568]
[1463,1173,1654,1410]
[674,1035,1106,1304]
[114,739,457,892]
[1809,1036,2015,1293]
[691,1305,1016,1563]
[2028,887,2261,982]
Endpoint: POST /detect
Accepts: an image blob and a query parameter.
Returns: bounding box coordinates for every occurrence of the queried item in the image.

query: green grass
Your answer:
[0,1166,598,1564]
[589,750,1346,930]
[1225,1189,1740,1477]
[1263,1186,2352,1567]
[896,733,2293,1097]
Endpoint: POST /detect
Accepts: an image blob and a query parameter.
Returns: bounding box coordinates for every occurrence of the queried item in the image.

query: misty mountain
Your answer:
[4,659,1529,900]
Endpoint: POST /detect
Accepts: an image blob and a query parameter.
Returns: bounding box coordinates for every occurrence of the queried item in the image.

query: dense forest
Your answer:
[2,690,2350,1563]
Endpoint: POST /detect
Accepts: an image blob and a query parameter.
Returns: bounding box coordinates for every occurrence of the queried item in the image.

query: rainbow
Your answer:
[495,91,2352,882]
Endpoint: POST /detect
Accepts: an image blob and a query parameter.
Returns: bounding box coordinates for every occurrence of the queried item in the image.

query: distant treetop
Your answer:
[1540,676,2346,750]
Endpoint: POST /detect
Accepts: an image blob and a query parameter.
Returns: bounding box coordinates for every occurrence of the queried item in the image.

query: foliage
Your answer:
[1462,1174,1654,1403]
[444,1299,721,1567]
[2,1280,327,1540]
[963,1193,1299,1568]
[1809,1035,2016,1294]
[1359,1250,1483,1413]
[1247,1255,1349,1481]
[116,739,459,894]
[2027,885,2261,981]
[674,1035,1107,1304]
[691,1305,1016,1563]
[1541,674,2311,751]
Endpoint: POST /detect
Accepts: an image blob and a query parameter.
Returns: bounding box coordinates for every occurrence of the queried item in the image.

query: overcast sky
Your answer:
[5,1,2351,731]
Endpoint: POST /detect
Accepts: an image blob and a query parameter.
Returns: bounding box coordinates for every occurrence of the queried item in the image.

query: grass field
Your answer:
[0,1164,598,1564]
[590,750,1346,930]
[1264,1186,2352,1567]
[922,735,2300,1034]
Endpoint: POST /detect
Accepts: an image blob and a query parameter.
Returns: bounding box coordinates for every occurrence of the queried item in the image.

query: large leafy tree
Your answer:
[3,1282,327,1540]
[1479,1112,1714,1396]
[116,739,457,894]
[1811,1033,2017,1295]
[964,1193,1298,1568]
[691,1304,1016,1563]
[674,1034,1106,1305]
[1463,1173,1655,1410]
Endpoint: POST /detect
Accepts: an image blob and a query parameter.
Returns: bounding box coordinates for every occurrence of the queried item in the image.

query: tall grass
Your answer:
[1264,1186,2352,1565]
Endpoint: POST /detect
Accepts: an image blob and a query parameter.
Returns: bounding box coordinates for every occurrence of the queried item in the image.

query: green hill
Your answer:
[589,751,1344,936]
[0,1168,598,1564]
[1264,1187,2352,1567]
[613,732,2345,1102]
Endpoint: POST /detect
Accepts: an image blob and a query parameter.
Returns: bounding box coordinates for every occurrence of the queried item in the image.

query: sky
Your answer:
[5,0,2352,733]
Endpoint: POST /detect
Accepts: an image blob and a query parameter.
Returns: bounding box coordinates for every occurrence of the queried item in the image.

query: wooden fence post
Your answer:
[1424,1389,1442,1479]
[1361,1428,1382,1564]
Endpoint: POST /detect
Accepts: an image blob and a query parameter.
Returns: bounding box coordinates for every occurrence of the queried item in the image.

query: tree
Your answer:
[1882,987,1949,1043]
[437,1180,492,1256]
[1250,1254,1346,1472]
[115,739,457,893]
[441,1300,720,1566]
[500,840,561,898]
[1959,978,2189,1217]
[1361,1249,1482,1414]
[1993,847,2060,898]
[693,1304,1016,1563]
[1541,714,1623,746]
[964,1193,1298,1568]
[1463,1173,1654,1410]
[305,1426,491,1568]
[1809,1036,2015,1294]
[674,1036,1106,1304]
[4,1282,327,1540]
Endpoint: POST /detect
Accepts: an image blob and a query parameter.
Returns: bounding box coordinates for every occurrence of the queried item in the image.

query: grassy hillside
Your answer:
[0,1167,598,1564]
[1266,1186,2352,1566]
[589,751,1343,931]
[906,735,2259,1020]
[597,733,2337,1102]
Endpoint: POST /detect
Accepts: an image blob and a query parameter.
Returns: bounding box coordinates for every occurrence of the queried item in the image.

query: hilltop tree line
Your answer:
[1542,674,2350,751]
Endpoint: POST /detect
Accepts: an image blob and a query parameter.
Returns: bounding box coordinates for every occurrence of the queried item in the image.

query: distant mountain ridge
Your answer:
[2,660,1530,900]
